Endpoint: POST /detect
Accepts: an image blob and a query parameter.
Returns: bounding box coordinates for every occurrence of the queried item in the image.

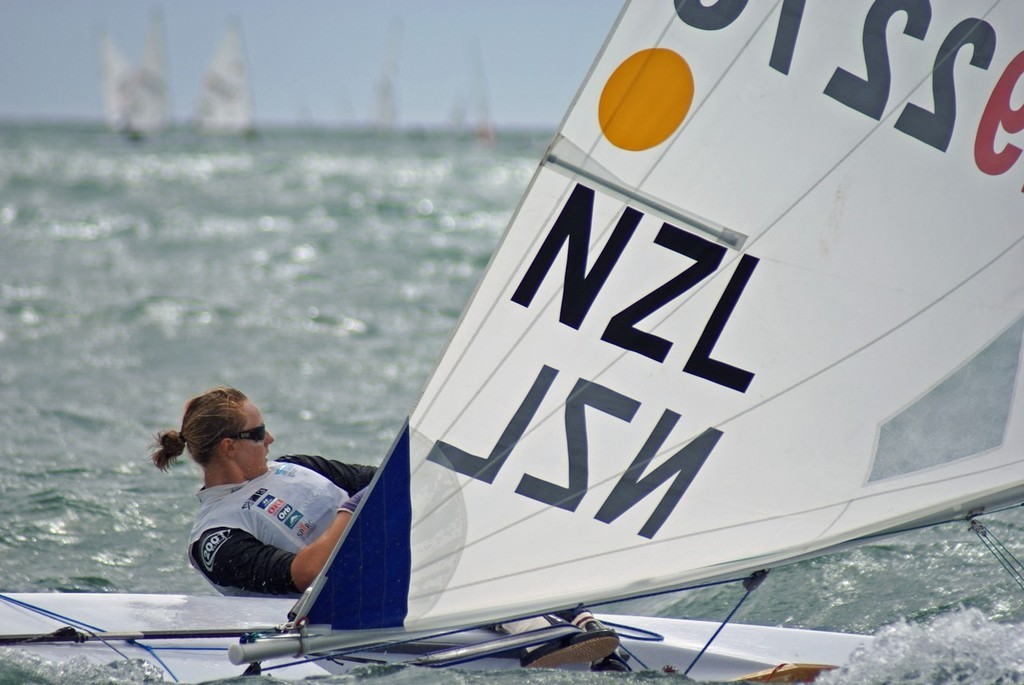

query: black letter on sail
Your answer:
[511,184,640,329]
[595,411,722,538]
[601,222,726,363]
[426,366,558,483]
[683,254,758,393]
[675,0,749,30]
[516,377,640,511]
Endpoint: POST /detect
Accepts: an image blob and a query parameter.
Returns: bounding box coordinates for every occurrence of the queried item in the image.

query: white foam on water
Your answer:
[822,608,1024,685]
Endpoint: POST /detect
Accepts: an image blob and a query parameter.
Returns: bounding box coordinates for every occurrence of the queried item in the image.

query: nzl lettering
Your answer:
[427,365,722,539]
[512,183,757,393]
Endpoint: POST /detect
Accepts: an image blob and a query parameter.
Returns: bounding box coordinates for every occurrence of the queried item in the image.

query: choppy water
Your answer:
[2,122,1024,684]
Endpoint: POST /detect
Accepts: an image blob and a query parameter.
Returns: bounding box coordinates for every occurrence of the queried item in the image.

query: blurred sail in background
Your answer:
[195,19,254,135]
[374,20,402,130]
[97,11,171,137]
[97,32,133,132]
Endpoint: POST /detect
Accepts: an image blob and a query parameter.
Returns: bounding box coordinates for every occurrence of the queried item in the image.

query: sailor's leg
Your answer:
[554,606,631,672]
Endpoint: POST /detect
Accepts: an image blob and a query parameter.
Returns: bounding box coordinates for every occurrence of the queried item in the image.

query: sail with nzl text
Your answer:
[309,0,1024,637]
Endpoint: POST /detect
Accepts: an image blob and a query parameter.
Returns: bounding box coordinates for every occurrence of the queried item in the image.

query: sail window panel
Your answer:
[869,316,1024,482]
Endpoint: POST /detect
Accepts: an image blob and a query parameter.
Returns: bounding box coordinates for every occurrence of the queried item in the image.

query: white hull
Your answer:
[0,592,870,681]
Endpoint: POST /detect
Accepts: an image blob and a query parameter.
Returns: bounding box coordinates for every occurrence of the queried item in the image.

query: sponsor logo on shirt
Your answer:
[284,509,304,529]
[200,529,232,572]
[243,488,268,510]
[253,491,307,532]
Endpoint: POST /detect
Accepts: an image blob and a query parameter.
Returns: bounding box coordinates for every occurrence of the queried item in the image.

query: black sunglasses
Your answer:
[228,424,266,442]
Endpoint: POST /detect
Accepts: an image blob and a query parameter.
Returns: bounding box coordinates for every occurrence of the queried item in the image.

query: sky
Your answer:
[0,1,625,130]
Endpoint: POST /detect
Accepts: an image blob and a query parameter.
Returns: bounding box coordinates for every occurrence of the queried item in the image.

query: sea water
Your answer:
[1,121,1024,684]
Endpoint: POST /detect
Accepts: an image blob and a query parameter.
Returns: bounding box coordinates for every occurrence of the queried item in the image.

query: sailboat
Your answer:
[195,20,255,135]
[97,32,134,134]
[8,0,1024,681]
[469,40,496,143]
[131,11,172,135]
[97,12,171,138]
[374,20,403,131]
[449,43,496,143]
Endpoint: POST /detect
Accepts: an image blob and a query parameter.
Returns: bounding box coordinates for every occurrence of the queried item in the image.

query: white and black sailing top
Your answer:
[188,455,376,596]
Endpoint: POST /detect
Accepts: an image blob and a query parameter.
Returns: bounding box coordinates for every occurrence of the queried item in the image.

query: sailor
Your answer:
[151,386,626,671]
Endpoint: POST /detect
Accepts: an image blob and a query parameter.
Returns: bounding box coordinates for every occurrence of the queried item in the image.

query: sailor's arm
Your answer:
[291,488,364,590]
[191,528,298,595]
[290,510,352,591]
[275,454,376,493]
[191,511,353,595]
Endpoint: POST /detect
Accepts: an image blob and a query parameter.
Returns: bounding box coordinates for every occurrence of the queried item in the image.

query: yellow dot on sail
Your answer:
[599,48,694,151]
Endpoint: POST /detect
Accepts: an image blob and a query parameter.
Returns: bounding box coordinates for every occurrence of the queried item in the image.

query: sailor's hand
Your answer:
[338,488,366,514]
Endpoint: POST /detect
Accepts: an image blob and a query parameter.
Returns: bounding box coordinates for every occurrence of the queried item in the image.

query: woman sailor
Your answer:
[151,386,374,596]
[151,385,625,670]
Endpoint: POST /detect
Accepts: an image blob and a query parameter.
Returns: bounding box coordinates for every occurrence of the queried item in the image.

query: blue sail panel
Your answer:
[307,423,412,629]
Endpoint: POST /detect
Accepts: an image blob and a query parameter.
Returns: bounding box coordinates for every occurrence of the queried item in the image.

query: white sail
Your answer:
[305,0,1024,638]
[98,13,171,136]
[374,20,402,130]
[130,11,171,134]
[196,20,254,134]
[97,32,133,132]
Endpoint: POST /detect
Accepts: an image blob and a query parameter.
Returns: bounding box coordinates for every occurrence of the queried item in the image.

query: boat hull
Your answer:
[0,592,870,681]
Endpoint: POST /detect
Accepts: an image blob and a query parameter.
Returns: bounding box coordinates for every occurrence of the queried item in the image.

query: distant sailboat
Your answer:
[97,32,134,133]
[97,12,171,138]
[131,11,172,135]
[374,20,402,131]
[195,20,255,135]
[468,41,496,144]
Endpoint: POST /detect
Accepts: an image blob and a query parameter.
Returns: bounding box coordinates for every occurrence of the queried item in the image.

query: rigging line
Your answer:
[127,642,180,683]
[70,634,145,676]
[970,518,1024,592]
[0,623,149,676]
[0,593,105,633]
[683,570,769,678]
[973,532,1024,590]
